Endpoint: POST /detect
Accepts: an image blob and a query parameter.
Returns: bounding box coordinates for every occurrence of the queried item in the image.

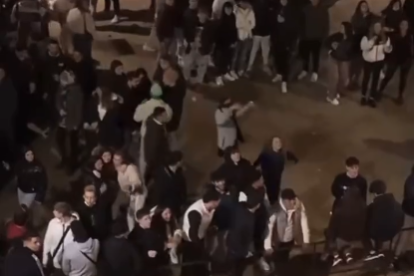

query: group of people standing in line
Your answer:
[146,0,413,106]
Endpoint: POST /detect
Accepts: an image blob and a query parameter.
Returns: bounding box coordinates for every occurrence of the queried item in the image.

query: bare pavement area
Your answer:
[1,0,414,275]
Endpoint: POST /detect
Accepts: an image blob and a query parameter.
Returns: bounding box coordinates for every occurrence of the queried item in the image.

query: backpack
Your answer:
[15,0,42,22]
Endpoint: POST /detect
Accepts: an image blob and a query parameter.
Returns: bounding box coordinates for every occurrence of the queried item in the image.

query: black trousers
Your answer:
[379,59,412,97]
[361,60,384,100]
[300,39,322,73]
[227,255,253,276]
[180,240,209,276]
[56,127,79,167]
[273,44,290,82]
[215,46,234,76]
[105,0,120,14]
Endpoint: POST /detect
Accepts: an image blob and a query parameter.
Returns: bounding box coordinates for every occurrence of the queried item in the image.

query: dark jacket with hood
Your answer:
[150,165,187,216]
[218,148,254,193]
[4,246,44,276]
[331,172,367,209]
[367,193,404,242]
[270,2,299,48]
[16,148,47,200]
[215,3,238,49]
[403,171,414,217]
[162,70,186,132]
[325,23,355,61]
[328,186,367,242]
[382,0,405,33]
[301,2,329,40]
[252,0,271,36]
[183,7,199,44]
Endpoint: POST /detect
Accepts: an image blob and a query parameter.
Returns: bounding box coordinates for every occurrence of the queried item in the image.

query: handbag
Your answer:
[46,226,71,273]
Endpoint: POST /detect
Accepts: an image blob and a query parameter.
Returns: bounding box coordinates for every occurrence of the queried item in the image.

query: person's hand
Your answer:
[59,109,66,115]
[83,123,89,129]
[148,250,157,258]
[166,241,175,249]
[277,14,285,23]
[331,42,338,50]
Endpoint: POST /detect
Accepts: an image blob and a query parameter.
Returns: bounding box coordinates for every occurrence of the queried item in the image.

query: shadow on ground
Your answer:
[364,139,414,160]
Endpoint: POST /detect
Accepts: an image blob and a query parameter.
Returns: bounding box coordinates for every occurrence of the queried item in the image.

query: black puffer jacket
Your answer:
[16,149,47,199]
[367,193,404,242]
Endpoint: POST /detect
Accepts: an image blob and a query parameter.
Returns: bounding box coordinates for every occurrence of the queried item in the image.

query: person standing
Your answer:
[297,0,329,82]
[55,70,84,173]
[360,21,392,107]
[156,0,177,55]
[214,2,238,86]
[253,136,298,205]
[16,147,48,207]
[105,0,121,23]
[61,220,100,276]
[66,0,95,59]
[231,0,255,77]
[270,0,298,93]
[349,1,374,89]
[4,231,44,276]
[378,19,412,105]
[325,22,354,105]
[181,188,221,276]
[245,0,271,76]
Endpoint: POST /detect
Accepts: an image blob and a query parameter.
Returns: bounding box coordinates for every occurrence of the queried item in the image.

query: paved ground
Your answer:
[1,0,414,253]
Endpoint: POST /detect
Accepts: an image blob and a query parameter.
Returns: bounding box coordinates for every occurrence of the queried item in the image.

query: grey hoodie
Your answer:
[61,238,100,276]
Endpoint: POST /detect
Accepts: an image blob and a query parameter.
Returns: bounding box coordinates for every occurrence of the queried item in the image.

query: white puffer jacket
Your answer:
[234,5,255,41]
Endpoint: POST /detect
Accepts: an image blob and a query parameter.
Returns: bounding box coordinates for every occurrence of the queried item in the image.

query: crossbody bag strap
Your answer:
[79,251,97,265]
[51,226,71,259]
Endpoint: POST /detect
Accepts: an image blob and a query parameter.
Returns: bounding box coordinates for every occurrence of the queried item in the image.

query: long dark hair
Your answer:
[341,22,354,39]
[368,20,387,43]
[150,206,179,241]
[353,0,370,18]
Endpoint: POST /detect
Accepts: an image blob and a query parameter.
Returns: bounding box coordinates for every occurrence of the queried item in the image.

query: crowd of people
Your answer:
[0,0,414,275]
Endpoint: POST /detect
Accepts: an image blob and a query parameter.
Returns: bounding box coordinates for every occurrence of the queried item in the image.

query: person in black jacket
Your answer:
[156,0,178,55]
[378,19,412,105]
[142,107,170,183]
[69,50,97,105]
[226,190,262,276]
[182,8,215,84]
[219,146,254,195]
[102,219,142,276]
[365,180,404,261]
[4,231,44,276]
[150,151,187,217]
[76,185,112,241]
[270,0,298,93]
[182,0,199,53]
[394,165,414,269]
[253,136,298,205]
[129,209,170,276]
[16,147,48,207]
[214,2,238,86]
[382,0,405,35]
[325,22,354,105]
[246,0,271,76]
[107,60,129,100]
[331,156,367,210]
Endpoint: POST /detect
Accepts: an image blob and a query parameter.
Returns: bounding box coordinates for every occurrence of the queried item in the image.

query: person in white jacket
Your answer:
[231,0,255,77]
[133,83,172,137]
[61,221,100,276]
[263,188,310,266]
[360,21,392,107]
[43,202,78,269]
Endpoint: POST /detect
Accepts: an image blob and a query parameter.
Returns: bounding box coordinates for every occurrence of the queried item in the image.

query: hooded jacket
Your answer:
[403,172,414,217]
[325,23,355,61]
[215,3,238,49]
[16,148,47,196]
[234,5,255,40]
[264,198,310,250]
[331,172,367,209]
[61,238,100,276]
[367,193,404,242]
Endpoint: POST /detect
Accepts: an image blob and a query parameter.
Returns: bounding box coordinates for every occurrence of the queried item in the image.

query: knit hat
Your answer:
[150,83,163,98]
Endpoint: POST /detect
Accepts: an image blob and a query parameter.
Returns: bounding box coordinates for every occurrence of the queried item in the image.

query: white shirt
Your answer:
[282,210,294,242]
[361,36,392,62]
[43,217,76,268]
[182,199,215,241]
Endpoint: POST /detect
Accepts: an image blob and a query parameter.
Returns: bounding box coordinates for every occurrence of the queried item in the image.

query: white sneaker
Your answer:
[238,70,244,77]
[380,70,385,80]
[336,94,341,99]
[143,44,156,52]
[215,76,224,86]
[224,73,235,81]
[311,72,318,82]
[169,250,179,264]
[258,257,271,271]
[110,15,120,24]
[281,82,288,93]
[230,71,239,80]
[272,74,282,83]
[327,97,339,106]
[297,70,307,80]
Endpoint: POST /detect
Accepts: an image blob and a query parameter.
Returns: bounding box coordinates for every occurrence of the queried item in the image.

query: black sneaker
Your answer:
[360,98,367,106]
[364,251,384,261]
[368,98,377,108]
